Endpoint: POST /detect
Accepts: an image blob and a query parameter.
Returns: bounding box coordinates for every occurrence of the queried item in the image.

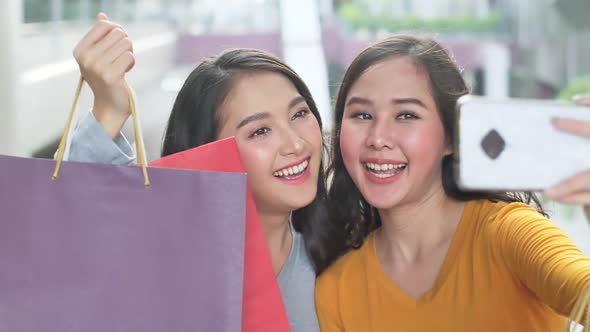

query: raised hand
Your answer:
[545,95,590,223]
[72,13,135,138]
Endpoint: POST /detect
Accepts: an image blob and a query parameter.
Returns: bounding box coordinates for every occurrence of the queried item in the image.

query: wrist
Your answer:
[92,102,130,139]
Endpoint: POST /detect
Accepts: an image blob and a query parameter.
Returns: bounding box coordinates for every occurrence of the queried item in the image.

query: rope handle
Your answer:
[52,76,151,187]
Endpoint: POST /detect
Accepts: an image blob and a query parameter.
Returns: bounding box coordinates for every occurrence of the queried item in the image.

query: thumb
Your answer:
[97,12,108,21]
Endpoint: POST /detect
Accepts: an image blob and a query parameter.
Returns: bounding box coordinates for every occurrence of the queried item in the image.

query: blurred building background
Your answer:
[0,0,589,250]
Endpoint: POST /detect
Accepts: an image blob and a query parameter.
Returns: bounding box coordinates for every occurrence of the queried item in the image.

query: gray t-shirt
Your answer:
[67,112,319,332]
[278,223,320,332]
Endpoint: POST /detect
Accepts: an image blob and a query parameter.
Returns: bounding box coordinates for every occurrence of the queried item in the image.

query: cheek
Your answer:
[339,121,361,170]
[404,122,448,165]
[295,115,322,149]
[235,140,273,182]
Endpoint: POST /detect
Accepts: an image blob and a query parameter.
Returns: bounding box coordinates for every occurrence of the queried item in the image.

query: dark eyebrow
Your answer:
[236,112,271,129]
[392,98,427,109]
[346,96,373,107]
[289,96,306,109]
[236,96,306,129]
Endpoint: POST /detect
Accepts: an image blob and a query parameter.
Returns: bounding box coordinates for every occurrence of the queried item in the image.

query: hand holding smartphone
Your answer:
[544,95,590,223]
[454,95,590,191]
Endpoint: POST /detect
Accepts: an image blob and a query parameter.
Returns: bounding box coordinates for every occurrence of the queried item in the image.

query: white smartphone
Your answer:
[454,95,590,191]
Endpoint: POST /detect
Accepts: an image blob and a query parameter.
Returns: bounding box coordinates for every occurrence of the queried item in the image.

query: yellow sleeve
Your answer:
[492,203,590,316]
[315,271,344,332]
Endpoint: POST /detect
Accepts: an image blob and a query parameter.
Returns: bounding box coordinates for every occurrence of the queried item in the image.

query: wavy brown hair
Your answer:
[327,35,545,250]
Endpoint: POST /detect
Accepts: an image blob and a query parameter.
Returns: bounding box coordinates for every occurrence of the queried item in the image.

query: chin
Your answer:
[292,195,316,210]
[368,201,399,210]
[363,192,404,210]
[286,190,317,211]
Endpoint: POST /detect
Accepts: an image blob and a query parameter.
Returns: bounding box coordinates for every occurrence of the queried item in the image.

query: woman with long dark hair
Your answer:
[315,34,590,331]
[67,14,345,332]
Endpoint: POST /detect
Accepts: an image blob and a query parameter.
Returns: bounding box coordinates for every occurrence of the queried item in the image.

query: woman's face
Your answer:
[339,57,451,210]
[217,72,323,215]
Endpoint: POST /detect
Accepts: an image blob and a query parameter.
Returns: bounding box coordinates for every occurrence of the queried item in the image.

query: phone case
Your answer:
[454,95,590,191]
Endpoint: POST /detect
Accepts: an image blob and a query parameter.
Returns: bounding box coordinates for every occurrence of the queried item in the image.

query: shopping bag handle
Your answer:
[52,76,151,187]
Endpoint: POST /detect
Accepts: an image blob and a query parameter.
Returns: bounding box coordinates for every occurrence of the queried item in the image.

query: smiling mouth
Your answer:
[273,159,309,178]
[364,162,407,178]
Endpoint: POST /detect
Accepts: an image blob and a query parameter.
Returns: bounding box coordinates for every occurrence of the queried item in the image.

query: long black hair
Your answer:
[162,48,345,273]
[327,35,545,250]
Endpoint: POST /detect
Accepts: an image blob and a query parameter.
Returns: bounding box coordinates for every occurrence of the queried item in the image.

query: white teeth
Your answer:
[373,172,395,178]
[365,162,406,172]
[273,159,309,177]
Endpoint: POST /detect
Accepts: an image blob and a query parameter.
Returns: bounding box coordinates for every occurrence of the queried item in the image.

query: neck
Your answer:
[258,211,293,275]
[376,186,465,264]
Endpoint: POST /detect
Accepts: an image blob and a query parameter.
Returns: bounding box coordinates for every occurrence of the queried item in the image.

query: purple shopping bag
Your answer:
[0,155,247,332]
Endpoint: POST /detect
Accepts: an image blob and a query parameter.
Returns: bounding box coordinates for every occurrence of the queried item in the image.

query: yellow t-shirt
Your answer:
[315,199,590,332]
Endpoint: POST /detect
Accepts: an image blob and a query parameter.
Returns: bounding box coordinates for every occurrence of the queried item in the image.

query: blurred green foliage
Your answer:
[339,2,500,34]
[558,76,590,101]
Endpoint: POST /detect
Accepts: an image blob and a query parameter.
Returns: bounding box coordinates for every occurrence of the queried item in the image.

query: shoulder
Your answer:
[467,199,561,253]
[282,230,315,278]
[466,199,545,232]
[481,199,549,231]
[316,232,374,294]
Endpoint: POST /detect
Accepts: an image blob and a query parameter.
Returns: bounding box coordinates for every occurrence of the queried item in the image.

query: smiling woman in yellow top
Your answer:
[316,35,590,332]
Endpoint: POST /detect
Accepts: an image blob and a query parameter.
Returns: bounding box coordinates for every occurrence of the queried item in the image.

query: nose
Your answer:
[279,126,305,156]
[366,117,394,150]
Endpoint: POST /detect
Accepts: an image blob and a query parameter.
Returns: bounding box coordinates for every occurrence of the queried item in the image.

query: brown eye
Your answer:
[292,109,309,120]
[351,112,372,120]
[249,127,271,138]
[397,112,418,120]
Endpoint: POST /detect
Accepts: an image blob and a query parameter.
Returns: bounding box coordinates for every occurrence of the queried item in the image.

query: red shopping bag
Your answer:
[150,137,291,332]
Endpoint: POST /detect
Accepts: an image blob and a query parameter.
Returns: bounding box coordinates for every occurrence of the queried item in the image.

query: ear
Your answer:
[443,138,454,156]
